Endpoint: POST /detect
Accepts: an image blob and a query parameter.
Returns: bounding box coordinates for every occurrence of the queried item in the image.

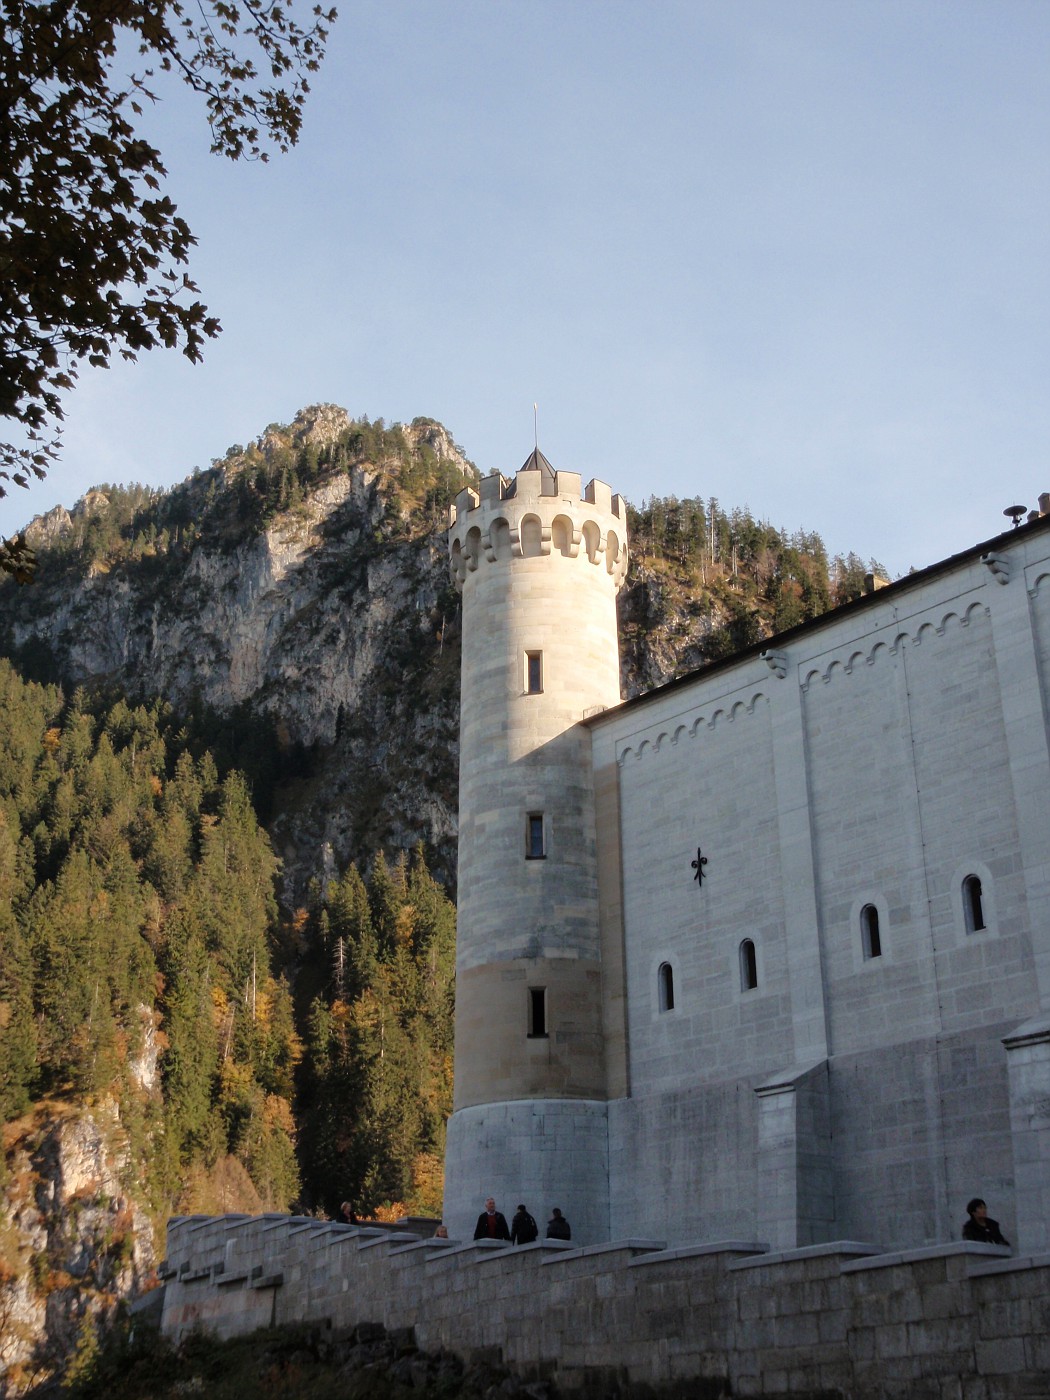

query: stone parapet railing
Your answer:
[159,1215,1050,1397]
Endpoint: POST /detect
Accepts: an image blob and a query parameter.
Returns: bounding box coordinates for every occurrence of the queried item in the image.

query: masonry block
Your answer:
[975,1337,1027,1375]
[772,1312,820,1348]
[874,1322,910,1358]
[817,1309,848,1344]
[908,1317,974,1354]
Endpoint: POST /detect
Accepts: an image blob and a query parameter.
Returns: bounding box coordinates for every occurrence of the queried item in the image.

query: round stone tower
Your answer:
[443,448,628,1244]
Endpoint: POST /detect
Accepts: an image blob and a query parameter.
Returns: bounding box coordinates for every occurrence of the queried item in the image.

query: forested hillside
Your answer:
[297,852,455,1219]
[621,494,887,686]
[0,666,285,1214]
[0,659,455,1213]
[0,407,885,1389]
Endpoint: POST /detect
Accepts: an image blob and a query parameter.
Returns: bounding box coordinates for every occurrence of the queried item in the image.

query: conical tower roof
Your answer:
[518,446,558,495]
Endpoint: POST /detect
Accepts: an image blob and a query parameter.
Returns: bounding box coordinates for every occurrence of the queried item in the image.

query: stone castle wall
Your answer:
[589,521,1050,1253]
[159,1213,1050,1398]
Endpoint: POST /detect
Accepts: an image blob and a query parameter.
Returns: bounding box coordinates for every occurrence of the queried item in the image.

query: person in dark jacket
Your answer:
[473,1196,510,1241]
[546,1207,571,1240]
[962,1198,1009,1246]
[511,1203,538,1244]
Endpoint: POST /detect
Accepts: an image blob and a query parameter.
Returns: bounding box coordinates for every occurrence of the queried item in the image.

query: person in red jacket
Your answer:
[473,1196,510,1240]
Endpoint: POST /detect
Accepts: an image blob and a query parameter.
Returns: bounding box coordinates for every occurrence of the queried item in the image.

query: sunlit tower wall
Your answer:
[443,451,628,1243]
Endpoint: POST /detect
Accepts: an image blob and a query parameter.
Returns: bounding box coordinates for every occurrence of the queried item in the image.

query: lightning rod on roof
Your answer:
[533,403,538,451]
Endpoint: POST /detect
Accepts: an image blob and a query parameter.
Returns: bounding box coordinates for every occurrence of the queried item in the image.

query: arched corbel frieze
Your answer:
[581,520,601,564]
[449,539,466,590]
[799,666,822,694]
[517,513,549,558]
[551,514,580,558]
[615,690,767,763]
[488,517,512,562]
[606,529,622,577]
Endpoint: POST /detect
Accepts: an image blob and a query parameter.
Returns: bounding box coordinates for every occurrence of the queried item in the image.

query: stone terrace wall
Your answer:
[159,1215,1050,1397]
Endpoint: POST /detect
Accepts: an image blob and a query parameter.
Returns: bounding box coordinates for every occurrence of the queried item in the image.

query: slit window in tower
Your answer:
[527,813,546,860]
[860,904,882,960]
[528,987,548,1038]
[740,939,758,992]
[526,651,543,694]
[963,875,986,933]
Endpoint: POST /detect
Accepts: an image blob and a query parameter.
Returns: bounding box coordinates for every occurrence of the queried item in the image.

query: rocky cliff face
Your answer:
[1,407,727,908]
[2,409,472,903]
[17,467,449,745]
[1,1103,157,1394]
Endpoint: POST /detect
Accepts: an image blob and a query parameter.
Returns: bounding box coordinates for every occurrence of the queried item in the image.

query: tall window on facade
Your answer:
[739,939,758,992]
[963,875,986,933]
[658,962,675,1012]
[528,987,547,1038]
[526,813,545,860]
[526,651,543,694]
[860,904,882,959]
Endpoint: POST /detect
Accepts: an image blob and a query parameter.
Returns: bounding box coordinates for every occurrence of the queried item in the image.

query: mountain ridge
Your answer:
[2,405,879,902]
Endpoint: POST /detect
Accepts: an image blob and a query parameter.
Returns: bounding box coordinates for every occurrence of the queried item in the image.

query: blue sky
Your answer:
[3,0,1048,577]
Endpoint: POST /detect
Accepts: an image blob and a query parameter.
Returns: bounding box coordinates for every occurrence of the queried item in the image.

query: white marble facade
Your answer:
[448,460,1050,1255]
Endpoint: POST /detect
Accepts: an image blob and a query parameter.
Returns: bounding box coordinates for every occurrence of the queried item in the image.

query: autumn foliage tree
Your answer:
[0,0,336,575]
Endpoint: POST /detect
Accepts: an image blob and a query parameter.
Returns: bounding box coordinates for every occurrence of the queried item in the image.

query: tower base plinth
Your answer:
[443,1099,609,1245]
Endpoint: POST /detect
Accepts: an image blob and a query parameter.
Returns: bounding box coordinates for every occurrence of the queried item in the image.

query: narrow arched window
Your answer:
[860,904,882,959]
[528,987,547,1038]
[739,939,758,992]
[658,962,674,1012]
[963,875,986,934]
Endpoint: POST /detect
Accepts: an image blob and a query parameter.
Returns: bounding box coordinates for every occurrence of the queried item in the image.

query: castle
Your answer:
[157,455,1050,1395]
[443,453,1050,1257]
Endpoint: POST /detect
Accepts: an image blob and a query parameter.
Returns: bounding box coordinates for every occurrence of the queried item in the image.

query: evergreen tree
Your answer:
[296,847,456,1218]
[0,904,37,1116]
[163,923,221,1163]
[326,864,377,1000]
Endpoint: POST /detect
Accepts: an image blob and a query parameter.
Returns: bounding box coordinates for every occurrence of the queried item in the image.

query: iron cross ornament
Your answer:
[691,847,708,885]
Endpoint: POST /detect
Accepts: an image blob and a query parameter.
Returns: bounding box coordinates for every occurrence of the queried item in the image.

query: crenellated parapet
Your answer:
[447,455,629,591]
